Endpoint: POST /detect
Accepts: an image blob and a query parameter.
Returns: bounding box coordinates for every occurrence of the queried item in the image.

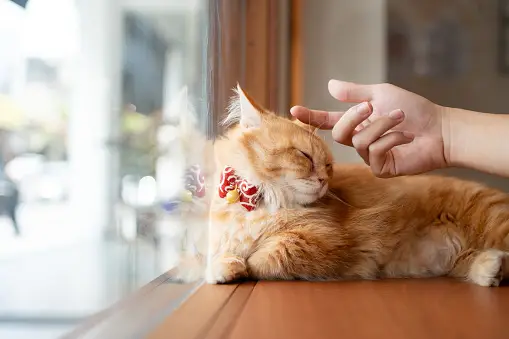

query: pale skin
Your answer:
[290,79,509,178]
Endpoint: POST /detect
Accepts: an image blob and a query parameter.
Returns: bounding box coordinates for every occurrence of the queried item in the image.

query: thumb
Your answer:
[328,79,374,103]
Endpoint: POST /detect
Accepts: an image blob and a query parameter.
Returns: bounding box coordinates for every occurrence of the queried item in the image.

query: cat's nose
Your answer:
[318,178,326,185]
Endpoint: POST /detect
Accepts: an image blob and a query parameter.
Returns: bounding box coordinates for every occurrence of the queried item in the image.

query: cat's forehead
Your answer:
[269,119,331,157]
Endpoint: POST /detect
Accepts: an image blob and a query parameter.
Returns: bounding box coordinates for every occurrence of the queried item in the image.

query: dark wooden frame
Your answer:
[290,0,303,107]
[207,0,290,138]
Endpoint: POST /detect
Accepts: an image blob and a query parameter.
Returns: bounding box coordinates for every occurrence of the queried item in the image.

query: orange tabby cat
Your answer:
[206,85,509,287]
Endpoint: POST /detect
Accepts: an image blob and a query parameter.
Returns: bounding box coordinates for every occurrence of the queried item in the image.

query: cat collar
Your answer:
[218,166,260,211]
[162,164,206,212]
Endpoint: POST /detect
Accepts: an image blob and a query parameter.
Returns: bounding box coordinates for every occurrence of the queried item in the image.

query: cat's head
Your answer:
[158,86,210,165]
[215,84,333,210]
[157,86,213,202]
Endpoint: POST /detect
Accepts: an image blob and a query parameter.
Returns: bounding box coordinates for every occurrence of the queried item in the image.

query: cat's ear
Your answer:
[292,118,318,134]
[177,87,198,132]
[237,84,265,129]
[164,85,197,127]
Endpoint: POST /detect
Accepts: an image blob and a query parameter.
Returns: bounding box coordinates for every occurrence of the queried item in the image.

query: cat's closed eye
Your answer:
[297,149,314,169]
[298,150,313,162]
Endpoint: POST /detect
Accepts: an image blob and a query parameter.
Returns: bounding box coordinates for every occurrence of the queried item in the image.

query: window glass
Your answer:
[0,0,209,337]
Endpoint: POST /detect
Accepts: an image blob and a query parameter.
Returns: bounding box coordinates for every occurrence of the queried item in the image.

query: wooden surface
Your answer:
[149,279,509,339]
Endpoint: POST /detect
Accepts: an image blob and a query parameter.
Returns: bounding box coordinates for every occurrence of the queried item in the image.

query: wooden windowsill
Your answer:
[148,278,509,339]
[62,270,201,339]
[65,276,509,339]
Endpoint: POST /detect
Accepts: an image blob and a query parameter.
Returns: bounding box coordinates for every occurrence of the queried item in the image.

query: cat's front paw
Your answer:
[469,250,508,287]
[205,255,248,284]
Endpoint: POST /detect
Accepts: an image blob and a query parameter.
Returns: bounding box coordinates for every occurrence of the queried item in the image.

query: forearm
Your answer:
[442,106,509,177]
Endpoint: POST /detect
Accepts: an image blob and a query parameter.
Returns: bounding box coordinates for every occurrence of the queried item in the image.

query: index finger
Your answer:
[290,106,344,130]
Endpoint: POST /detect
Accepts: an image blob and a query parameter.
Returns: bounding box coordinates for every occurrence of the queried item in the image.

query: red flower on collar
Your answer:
[185,165,206,198]
[218,166,260,211]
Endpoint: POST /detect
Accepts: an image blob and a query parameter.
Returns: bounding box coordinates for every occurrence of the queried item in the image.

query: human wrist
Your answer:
[439,105,455,168]
[440,105,483,170]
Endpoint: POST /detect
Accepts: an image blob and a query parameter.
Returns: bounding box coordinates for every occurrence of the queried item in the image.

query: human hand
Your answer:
[290,80,448,177]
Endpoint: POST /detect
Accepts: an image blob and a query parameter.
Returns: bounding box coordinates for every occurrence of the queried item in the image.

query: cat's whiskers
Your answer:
[325,190,354,208]
[304,113,327,148]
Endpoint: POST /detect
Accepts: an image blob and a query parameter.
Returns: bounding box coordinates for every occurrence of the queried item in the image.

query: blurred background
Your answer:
[1,0,508,338]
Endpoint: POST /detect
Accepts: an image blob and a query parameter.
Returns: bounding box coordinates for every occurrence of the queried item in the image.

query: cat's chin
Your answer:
[319,183,328,197]
[293,190,326,206]
[262,183,328,210]
[288,183,327,206]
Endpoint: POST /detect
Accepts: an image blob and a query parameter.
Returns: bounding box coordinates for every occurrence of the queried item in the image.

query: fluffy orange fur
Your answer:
[206,85,509,287]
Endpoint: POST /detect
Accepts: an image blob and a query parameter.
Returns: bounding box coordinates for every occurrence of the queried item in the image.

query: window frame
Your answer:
[207,0,291,138]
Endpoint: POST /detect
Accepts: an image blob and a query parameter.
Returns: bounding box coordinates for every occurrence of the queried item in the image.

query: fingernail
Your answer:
[403,131,414,139]
[389,109,404,120]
